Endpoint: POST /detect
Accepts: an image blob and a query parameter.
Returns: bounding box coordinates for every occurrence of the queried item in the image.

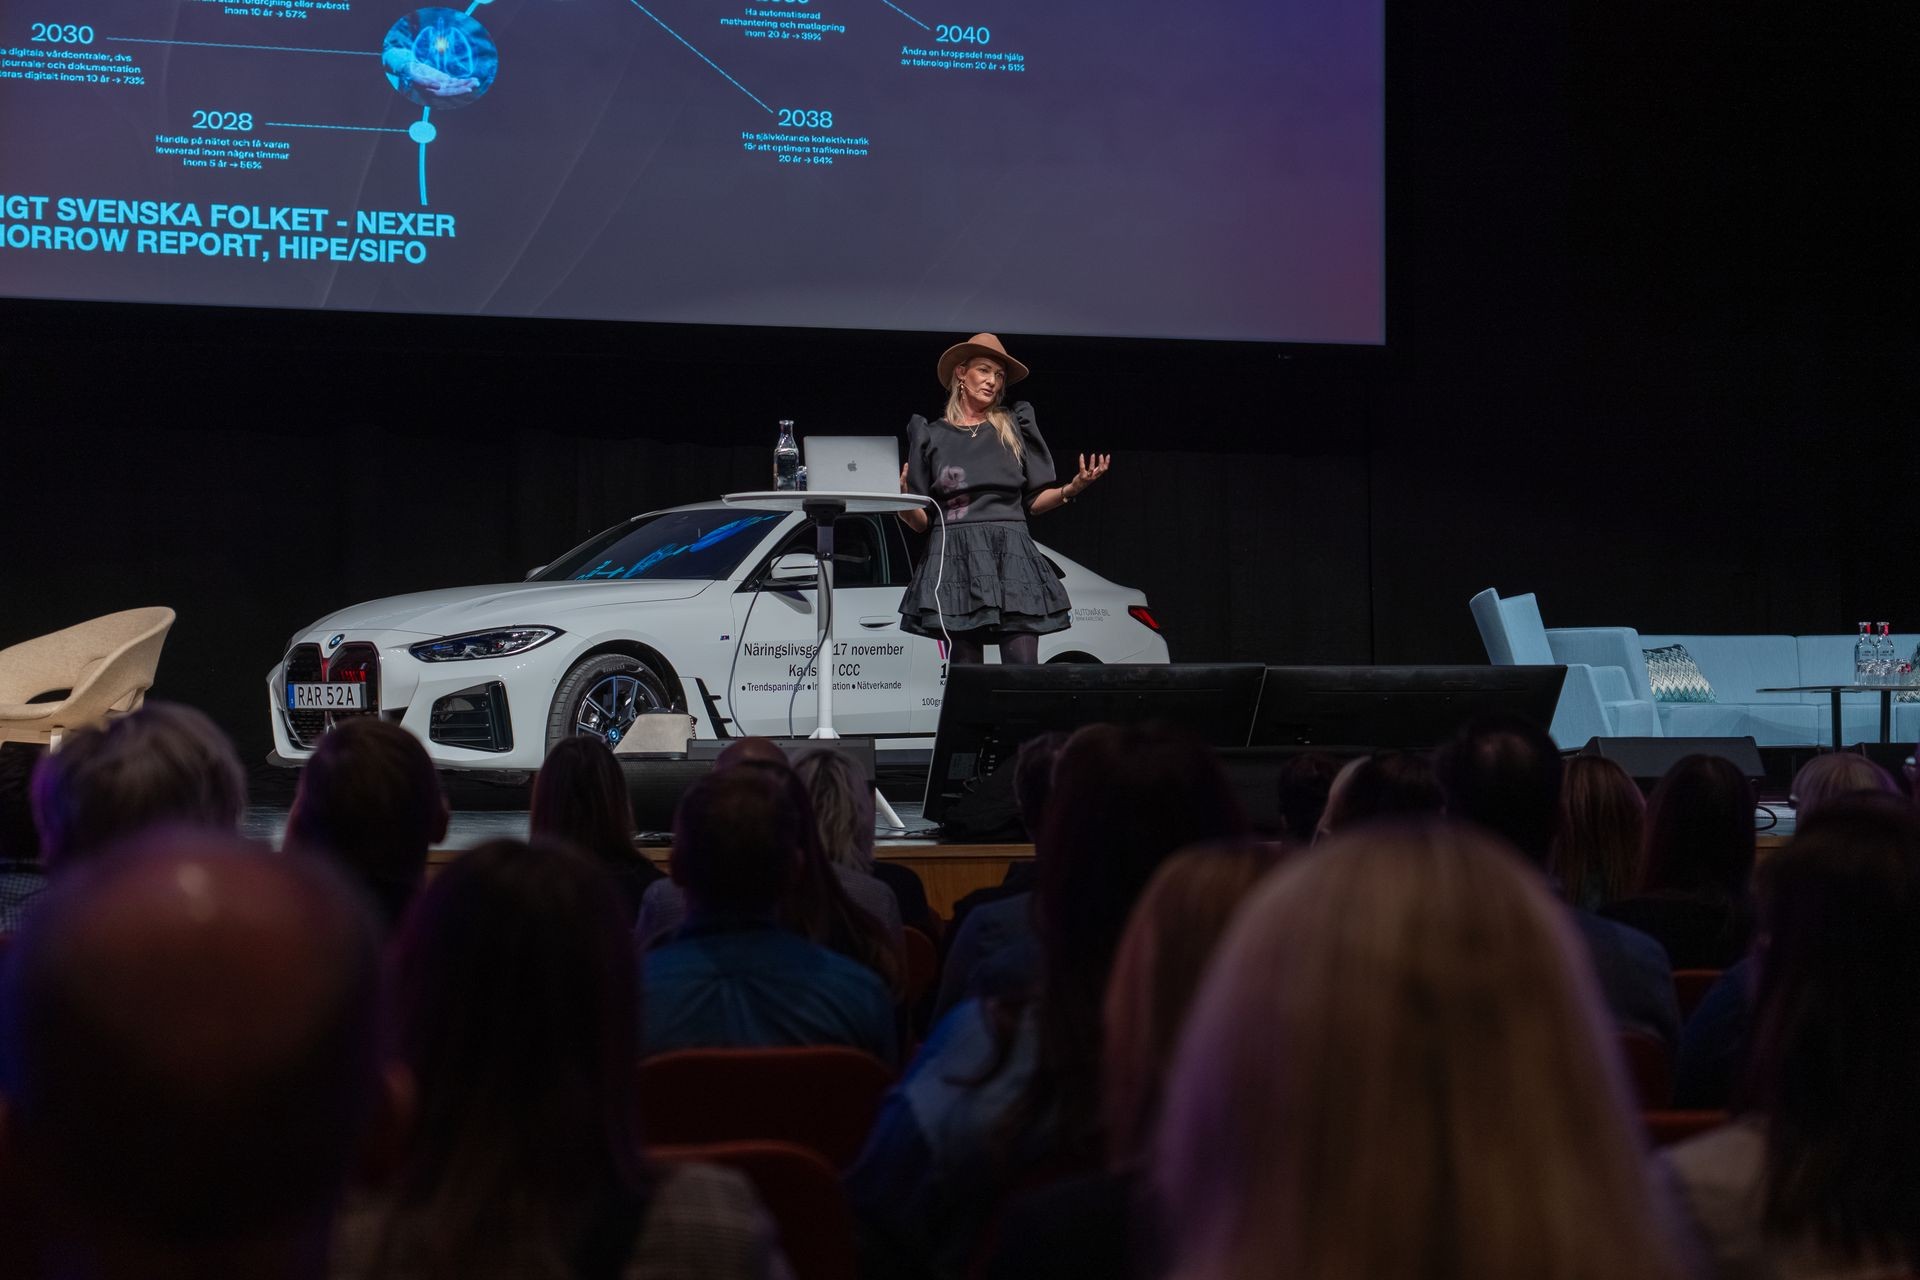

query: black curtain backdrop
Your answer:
[3,1,1910,764]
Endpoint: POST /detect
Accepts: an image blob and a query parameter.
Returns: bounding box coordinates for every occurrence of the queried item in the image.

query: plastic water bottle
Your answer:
[1878,622,1896,686]
[1856,622,1873,684]
[774,420,800,491]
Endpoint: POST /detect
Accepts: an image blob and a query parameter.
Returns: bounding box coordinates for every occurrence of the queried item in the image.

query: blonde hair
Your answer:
[1551,755,1647,909]
[1156,820,1679,1280]
[794,748,876,872]
[943,372,1023,461]
[1102,841,1281,1169]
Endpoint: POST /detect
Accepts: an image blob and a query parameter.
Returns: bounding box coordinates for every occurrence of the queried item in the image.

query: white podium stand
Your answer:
[723,490,935,830]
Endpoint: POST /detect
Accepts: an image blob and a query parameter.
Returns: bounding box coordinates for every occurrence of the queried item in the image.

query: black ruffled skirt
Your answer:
[899,520,1072,639]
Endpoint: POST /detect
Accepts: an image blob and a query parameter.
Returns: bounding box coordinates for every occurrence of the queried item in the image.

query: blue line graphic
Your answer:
[877,0,931,30]
[264,121,410,134]
[619,0,775,113]
[105,36,379,56]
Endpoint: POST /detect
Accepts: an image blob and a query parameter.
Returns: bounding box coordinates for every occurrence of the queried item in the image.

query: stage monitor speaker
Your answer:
[621,758,711,836]
[1248,665,1567,752]
[686,736,875,780]
[1578,736,1765,788]
[923,663,1267,823]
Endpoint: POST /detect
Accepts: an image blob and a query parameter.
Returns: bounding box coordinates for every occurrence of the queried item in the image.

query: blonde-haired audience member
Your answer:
[1552,754,1647,910]
[1157,821,1682,1280]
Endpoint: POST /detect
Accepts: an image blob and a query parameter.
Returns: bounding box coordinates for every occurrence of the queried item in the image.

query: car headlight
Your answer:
[408,627,563,662]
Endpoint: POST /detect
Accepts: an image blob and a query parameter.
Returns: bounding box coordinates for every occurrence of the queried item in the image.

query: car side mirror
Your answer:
[766,552,817,585]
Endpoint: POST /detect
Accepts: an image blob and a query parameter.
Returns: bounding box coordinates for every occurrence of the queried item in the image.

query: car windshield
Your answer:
[533,508,785,582]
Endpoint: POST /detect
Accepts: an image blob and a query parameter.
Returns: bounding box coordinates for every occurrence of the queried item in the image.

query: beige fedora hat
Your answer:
[937,332,1030,389]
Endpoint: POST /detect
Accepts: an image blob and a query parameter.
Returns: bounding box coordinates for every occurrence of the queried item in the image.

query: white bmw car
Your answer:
[266,500,1170,772]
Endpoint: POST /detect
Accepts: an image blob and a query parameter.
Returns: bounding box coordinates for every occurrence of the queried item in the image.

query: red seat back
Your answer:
[1643,1109,1730,1147]
[651,1140,856,1280]
[638,1045,892,1169]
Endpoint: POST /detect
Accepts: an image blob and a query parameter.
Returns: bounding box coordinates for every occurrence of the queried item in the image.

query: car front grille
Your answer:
[283,642,382,749]
[429,682,513,753]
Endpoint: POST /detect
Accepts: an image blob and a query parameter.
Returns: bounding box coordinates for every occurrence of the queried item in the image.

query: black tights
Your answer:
[948,629,1039,666]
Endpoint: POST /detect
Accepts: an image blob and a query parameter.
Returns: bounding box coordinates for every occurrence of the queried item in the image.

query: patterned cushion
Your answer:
[1644,644,1716,703]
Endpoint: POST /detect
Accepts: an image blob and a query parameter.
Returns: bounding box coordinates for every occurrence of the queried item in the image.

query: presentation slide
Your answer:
[0,0,1382,342]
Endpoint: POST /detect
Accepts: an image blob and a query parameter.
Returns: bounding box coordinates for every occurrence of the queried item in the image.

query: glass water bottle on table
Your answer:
[774,420,800,491]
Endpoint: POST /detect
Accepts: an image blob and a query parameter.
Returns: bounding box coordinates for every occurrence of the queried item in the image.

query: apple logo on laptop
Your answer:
[846,461,858,471]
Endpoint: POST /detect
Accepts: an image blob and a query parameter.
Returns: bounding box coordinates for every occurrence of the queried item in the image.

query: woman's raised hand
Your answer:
[1070,453,1112,494]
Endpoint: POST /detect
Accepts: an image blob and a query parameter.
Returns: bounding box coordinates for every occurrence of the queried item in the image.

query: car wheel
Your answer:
[546,653,674,753]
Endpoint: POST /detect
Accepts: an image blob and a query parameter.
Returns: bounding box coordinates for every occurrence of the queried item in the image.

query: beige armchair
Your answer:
[0,608,176,748]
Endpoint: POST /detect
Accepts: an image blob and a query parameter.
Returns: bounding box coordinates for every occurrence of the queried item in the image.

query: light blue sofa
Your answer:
[1470,589,1661,747]
[1473,589,1920,746]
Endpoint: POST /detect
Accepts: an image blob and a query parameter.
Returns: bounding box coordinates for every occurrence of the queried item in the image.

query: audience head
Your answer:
[1273,752,1341,844]
[285,718,448,927]
[1642,753,1756,898]
[794,748,876,872]
[0,832,380,1260]
[1157,820,1675,1280]
[1013,730,1070,839]
[670,765,801,917]
[1028,722,1248,1151]
[1789,751,1899,824]
[1434,715,1563,865]
[712,735,790,772]
[1102,840,1282,1169]
[29,702,246,872]
[529,733,642,864]
[1739,793,1920,1264]
[380,837,642,1274]
[1316,750,1442,836]
[1551,755,1647,909]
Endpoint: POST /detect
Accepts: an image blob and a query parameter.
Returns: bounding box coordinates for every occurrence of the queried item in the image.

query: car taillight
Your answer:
[1128,605,1162,632]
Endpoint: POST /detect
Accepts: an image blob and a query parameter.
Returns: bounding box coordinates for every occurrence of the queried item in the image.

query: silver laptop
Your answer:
[803,436,900,495]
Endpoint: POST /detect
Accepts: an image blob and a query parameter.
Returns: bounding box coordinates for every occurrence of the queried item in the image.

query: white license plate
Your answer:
[288,682,368,711]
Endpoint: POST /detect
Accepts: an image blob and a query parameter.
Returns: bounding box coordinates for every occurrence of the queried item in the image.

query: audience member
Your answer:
[636,747,903,996]
[0,745,45,931]
[1272,752,1341,846]
[848,722,1248,1280]
[793,747,922,939]
[29,701,245,872]
[340,836,787,1279]
[934,731,1068,1015]
[1158,821,1681,1280]
[1312,755,1364,840]
[1788,750,1899,823]
[1435,716,1681,1046]
[0,832,382,1280]
[641,768,896,1064]
[1604,754,1756,969]
[1660,794,1920,1279]
[1552,754,1647,910]
[529,734,664,923]
[1315,749,1442,835]
[285,718,449,928]
[984,840,1283,1280]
